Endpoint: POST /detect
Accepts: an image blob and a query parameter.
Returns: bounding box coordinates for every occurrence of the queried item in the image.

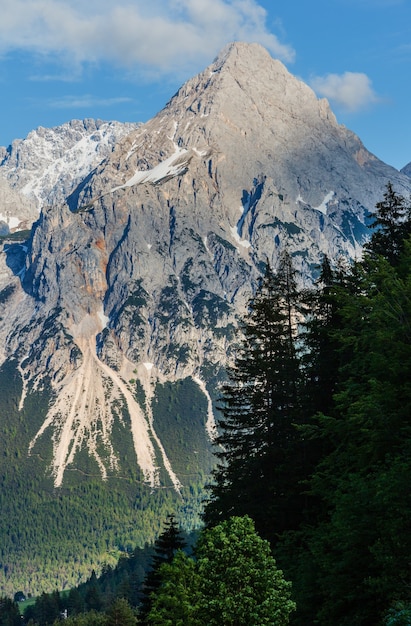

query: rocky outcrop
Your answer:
[0,177,37,233]
[0,118,140,230]
[2,42,411,489]
[401,161,411,178]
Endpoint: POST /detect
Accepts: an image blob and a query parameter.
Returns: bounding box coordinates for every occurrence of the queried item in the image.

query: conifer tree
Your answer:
[296,235,411,623]
[106,598,137,626]
[147,516,295,626]
[301,255,342,419]
[139,515,186,623]
[146,550,201,626]
[0,596,21,626]
[204,252,304,541]
[364,181,411,265]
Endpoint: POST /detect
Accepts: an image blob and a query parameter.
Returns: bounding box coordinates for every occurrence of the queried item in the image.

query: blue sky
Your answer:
[0,0,410,169]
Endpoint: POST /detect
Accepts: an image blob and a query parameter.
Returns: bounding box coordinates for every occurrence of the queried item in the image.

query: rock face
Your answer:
[1,42,411,491]
[0,177,37,233]
[0,118,140,232]
[401,162,411,177]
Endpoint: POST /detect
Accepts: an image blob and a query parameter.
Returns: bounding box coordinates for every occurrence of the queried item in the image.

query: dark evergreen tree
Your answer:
[0,596,21,626]
[139,514,186,623]
[146,550,201,626]
[364,181,411,265]
[297,243,411,624]
[84,571,104,613]
[66,588,85,617]
[25,590,62,626]
[204,253,305,541]
[301,255,343,419]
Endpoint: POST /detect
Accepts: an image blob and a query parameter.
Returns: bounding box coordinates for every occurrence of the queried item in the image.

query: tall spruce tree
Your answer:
[204,252,304,541]
[139,515,186,623]
[364,181,411,265]
[300,255,343,420]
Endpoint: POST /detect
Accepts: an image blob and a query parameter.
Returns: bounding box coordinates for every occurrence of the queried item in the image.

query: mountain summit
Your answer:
[2,40,411,487]
[1,41,411,594]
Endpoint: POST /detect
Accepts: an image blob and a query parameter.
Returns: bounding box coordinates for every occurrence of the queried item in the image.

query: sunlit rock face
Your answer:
[1,41,411,489]
[0,118,140,230]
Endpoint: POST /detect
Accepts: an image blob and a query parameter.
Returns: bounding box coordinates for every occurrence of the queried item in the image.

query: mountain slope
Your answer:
[1,41,411,595]
[401,161,411,177]
[0,118,140,232]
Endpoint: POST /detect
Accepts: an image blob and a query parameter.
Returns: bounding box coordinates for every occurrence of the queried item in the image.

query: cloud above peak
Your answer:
[0,0,295,77]
[310,71,380,112]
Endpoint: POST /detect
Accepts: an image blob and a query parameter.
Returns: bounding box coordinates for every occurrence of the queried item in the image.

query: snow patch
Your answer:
[314,191,334,215]
[296,191,334,215]
[193,147,208,157]
[203,236,210,254]
[110,147,191,192]
[0,213,20,229]
[230,225,251,249]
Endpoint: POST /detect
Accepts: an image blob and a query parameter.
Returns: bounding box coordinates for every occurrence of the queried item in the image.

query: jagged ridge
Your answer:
[2,41,411,494]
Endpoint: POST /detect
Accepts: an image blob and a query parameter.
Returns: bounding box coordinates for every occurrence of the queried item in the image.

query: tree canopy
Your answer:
[147,516,295,626]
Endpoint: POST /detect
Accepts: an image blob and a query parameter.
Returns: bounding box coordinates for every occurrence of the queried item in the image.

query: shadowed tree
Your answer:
[204,253,305,541]
[139,515,186,623]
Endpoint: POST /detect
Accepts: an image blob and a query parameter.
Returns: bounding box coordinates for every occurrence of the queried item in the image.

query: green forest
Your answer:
[1,182,411,625]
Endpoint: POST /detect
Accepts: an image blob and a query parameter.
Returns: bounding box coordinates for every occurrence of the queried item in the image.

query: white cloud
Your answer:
[310,71,379,112]
[48,95,133,109]
[0,0,295,77]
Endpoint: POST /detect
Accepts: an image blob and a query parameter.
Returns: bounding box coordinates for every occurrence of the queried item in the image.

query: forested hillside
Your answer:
[1,182,411,625]
[0,369,213,596]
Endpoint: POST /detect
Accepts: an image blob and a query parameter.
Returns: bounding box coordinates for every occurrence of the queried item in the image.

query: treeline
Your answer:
[2,515,295,625]
[0,369,210,597]
[204,182,411,625]
[2,182,411,625]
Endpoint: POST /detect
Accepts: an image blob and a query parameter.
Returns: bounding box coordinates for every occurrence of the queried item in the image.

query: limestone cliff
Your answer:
[1,42,410,490]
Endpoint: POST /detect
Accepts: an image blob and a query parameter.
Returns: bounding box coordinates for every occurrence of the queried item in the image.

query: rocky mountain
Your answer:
[0,118,140,233]
[401,161,411,177]
[0,177,36,234]
[1,41,411,595]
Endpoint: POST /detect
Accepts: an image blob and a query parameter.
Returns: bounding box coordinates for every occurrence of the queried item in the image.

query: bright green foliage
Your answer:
[55,610,107,626]
[147,516,295,626]
[146,551,201,626]
[196,516,295,625]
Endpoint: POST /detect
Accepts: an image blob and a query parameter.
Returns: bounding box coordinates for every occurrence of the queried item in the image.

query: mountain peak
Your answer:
[1,42,411,595]
[212,40,274,69]
[2,42,411,495]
